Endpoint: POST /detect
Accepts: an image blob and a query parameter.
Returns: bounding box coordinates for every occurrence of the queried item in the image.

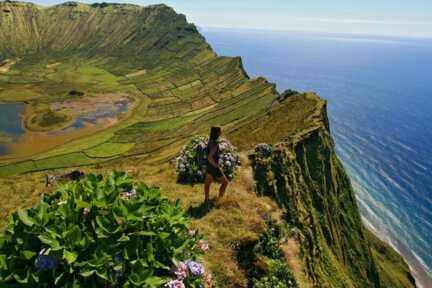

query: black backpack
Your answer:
[196,144,208,166]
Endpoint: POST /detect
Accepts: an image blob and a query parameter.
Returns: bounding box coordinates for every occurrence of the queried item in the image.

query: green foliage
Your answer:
[85,143,135,158]
[0,172,208,287]
[253,260,298,288]
[37,110,68,127]
[251,222,298,287]
[254,221,283,260]
[68,90,85,97]
[236,221,299,288]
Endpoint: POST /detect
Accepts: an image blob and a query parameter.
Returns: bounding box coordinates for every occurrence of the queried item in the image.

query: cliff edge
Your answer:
[237,94,416,287]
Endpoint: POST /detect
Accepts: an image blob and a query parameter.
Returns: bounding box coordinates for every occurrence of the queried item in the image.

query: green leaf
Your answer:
[80,270,96,277]
[130,231,157,237]
[128,269,152,286]
[113,263,123,271]
[38,234,62,250]
[63,250,78,264]
[144,276,166,287]
[36,200,49,225]
[31,272,39,283]
[54,272,65,286]
[63,225,82,247]
[96,269,109,281]
[75,199,91,209]
[159,232,170,239]
[118,234,130,242]
[0,254,7,270]
[17,209,35,227]
[146,242,155,263]
[96,216,121,234]
[13,271,29,284]
[21,250,36,260]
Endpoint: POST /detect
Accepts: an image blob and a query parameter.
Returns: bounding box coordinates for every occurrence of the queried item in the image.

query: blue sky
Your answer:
[34,0,432,37]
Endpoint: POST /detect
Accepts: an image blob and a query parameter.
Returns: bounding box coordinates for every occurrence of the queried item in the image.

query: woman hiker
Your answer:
[204,126,229,203]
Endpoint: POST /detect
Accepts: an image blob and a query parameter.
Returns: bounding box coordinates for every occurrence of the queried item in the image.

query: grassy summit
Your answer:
[0,1,418,287]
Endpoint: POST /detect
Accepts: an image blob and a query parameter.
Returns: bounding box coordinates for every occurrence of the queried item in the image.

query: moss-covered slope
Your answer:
[243,97,416,287]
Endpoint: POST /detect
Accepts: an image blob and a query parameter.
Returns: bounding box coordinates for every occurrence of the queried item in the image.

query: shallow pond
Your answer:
[71,102,129,129]
[0,103,25,155]
[0,101,130,157]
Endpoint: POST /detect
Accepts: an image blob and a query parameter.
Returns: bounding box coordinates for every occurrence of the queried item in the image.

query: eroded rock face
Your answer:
[250,110,415,288]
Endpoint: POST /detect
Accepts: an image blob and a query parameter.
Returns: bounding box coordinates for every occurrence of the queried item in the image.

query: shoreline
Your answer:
[361,211,432,288]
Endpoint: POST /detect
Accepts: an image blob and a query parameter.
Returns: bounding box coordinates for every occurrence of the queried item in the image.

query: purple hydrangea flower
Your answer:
[165,279,185,288]
[185,260,205,277]
[255,143,273,158]
[36,249,57,271]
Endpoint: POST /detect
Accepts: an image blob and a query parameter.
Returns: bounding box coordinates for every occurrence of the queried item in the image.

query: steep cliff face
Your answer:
[246,98,416,287]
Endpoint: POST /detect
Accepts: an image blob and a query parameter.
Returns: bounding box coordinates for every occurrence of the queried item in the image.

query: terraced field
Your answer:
[0,1,301,176]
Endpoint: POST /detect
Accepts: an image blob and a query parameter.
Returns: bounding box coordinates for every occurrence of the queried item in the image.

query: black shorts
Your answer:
[206,164,223,179]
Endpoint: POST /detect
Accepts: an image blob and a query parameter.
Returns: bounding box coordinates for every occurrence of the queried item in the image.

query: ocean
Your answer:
[201,27,432,287]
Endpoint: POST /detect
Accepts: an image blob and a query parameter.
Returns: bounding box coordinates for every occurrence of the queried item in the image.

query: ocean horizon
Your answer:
[201,27,432,287]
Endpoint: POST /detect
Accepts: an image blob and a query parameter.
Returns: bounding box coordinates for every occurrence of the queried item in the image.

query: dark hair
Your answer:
[209,126,222,142]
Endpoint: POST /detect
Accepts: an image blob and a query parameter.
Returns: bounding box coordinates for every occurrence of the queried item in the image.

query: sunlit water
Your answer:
[202,27,432,286]
[0,102,129,155]
[0,103,25,155]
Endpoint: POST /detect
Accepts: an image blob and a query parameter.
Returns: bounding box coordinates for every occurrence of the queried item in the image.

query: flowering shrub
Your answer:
[254,143,273,159]
[0,171,212,288]
[254,222,283,260]
[176,136,241,184]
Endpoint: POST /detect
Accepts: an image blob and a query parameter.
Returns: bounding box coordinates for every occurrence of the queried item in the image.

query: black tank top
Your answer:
[207,140,220,164]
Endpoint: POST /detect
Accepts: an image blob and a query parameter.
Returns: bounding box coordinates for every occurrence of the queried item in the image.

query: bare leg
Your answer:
[204,173,213,203]
[218,175,229,199]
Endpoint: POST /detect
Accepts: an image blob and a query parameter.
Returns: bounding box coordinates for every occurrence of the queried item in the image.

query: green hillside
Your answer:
[0,1,417,287]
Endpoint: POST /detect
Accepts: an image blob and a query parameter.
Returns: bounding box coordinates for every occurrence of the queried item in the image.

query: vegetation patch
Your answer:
[0,172,213,287]
[68,90,85,97]
[85,142,135,158]
[38,111,68,127]
[0,58,19,73]
[25,108,73,132]
[236,221,299,288]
